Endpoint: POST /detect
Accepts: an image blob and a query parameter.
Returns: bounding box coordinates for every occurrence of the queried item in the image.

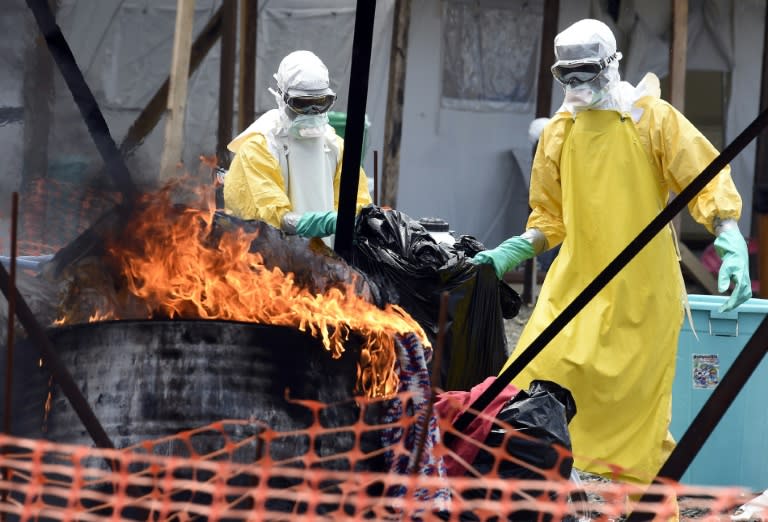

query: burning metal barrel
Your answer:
[16,319,378,468]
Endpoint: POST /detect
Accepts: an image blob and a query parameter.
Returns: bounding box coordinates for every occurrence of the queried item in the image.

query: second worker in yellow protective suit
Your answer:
[472,19,751,485]
[223,50,372,244]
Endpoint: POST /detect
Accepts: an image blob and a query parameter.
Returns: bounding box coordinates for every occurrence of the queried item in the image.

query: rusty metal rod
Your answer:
[3,193,17,436]
[373,149,379,206]
[1,193,19,519]
[431,291,449,389]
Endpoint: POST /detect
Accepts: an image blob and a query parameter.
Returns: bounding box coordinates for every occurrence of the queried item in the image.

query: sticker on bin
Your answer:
[692,354,720,389]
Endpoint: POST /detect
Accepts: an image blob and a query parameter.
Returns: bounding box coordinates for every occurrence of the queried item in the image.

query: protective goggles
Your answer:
[551,52,619,86]
[282,91,337,115]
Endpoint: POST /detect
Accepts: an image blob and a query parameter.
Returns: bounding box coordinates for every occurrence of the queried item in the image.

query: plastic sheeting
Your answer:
[441,0,543,113]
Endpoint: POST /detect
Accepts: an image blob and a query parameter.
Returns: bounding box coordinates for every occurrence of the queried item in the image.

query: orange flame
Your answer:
[97,184,428,398]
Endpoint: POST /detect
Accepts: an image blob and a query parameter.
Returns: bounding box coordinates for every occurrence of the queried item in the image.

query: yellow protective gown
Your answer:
[223,127,372,228]
[503,97,742,484]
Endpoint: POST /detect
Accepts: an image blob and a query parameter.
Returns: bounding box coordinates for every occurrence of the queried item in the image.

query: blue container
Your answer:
[671,294,768,490]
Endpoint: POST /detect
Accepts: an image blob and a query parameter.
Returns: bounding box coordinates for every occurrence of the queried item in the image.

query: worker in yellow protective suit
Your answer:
[223,50,372,243]
[472,19,751,485]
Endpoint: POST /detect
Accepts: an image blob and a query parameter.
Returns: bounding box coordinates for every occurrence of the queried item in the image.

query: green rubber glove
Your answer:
[714,225,752,312]
[471,236,536,279]
[295,210,338,238]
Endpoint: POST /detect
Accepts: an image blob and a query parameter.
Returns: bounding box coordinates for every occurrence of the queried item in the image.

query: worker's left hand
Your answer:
[295,210,338,238]
[714,223,752,312]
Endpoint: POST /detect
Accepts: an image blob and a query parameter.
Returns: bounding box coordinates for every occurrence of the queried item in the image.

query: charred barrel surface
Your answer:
[21,320,369,464]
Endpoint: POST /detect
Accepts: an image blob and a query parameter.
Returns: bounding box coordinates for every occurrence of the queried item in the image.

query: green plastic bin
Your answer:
[327,111,370,164]
[671,294,768,490]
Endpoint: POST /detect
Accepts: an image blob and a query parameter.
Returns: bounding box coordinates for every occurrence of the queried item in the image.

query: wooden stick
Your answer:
[522,0,559,305]
[373,149,379,205]
[217,0,237,163]
[381,0,411,208]
[159,0,197,181]
[120,6,223,157]
[237,0,257,133]
[670,0,688,113]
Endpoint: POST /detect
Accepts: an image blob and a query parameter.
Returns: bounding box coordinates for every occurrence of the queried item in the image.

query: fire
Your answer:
[87,183,429,398]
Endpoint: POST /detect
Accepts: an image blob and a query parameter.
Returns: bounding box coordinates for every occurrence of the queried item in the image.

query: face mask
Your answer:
[564,74,608,109]
[288,113,329,139]
[565,84,599,107]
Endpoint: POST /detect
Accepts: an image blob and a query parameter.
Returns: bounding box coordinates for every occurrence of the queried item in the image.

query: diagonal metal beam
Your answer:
[0,260,115,451]
[25,0,137,202]
[335,0,377,262]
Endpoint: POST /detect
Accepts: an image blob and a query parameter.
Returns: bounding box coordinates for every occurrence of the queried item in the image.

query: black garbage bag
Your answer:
[350,206,521,390]
[464,380,577,522]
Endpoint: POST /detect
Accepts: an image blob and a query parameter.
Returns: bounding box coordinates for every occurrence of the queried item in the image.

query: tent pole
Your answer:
[237,0,257,133]
[755,4,768,298]
[216,0,237,166]
[381,0,411,209]
[121,6,223,158]
[669,0,720,294]
[521,0,559,306]
[159,0,197,182]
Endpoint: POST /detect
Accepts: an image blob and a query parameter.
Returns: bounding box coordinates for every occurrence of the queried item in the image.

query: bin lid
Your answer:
[418,217,450,232]
[687,294,768,315]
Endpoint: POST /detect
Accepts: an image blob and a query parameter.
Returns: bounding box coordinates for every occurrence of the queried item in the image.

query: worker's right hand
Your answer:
[281,211,337,238]
[714,222,751,312]
[470,236,536,279]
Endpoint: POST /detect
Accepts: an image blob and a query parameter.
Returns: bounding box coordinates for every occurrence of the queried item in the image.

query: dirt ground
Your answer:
[503,301,534,357]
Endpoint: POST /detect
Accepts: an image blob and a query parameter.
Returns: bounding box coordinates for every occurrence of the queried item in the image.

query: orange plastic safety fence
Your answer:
[0,391,754,521]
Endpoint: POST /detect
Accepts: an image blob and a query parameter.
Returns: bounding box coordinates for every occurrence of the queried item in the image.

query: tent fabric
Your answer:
[39,0,395,186]
[1,0,764,254]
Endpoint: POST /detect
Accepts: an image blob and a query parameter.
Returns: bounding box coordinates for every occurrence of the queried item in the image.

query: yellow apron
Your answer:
[502,110,684,483]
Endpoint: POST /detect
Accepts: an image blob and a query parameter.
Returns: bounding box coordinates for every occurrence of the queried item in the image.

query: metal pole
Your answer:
[1,193,19,519]
[3,194,18,436]
[373,149,379,206]
[0,262,115,451]
[334,0,377,261]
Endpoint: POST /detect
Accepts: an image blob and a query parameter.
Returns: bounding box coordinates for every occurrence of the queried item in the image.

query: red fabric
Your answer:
[434,377,520,476]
